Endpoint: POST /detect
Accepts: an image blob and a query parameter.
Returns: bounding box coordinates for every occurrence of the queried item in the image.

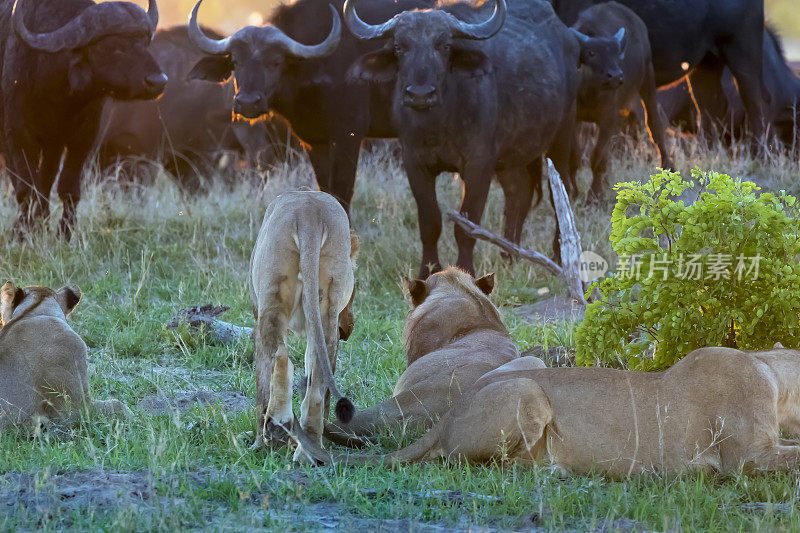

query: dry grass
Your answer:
[0,133,799,530]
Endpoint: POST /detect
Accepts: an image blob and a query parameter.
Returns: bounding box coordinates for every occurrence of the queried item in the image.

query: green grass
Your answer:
[1,138,800,531]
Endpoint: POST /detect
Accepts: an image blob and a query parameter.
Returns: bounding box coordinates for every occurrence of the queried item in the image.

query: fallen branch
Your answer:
[546,159,586,305]
[167,305,253,345]
[446,212,561,276]
[447,159,587,305]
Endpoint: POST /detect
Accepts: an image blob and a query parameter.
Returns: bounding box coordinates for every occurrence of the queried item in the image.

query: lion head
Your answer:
[402,267,505,366]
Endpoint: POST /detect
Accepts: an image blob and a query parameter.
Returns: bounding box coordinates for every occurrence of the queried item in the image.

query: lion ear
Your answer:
[403,276,429,307]
[55,285,82,318]
[475,273,495,296]
[1,281,23,325]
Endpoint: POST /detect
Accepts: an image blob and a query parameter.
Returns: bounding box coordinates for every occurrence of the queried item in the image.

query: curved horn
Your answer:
[12,0,69,53]
[188,0,231,55]
[13,0,157,53]
[447,0,506,40]
[273,4,341,58]
[146,0,159,39]
[343,0,398,40]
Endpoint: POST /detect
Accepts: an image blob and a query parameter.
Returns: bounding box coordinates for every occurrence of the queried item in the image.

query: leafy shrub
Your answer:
[575,169,800,370]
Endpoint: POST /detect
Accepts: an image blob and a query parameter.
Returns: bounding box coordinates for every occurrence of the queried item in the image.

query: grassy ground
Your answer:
[1,137,800,531]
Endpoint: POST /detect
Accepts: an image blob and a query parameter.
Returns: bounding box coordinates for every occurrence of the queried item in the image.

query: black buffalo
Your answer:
[95,25,294,188]
[0,0,167,238]
[551,0,768,138]
[657,28,800,148]
[186,0,431,211]
[346,0,582,277]
[571,1,671,203]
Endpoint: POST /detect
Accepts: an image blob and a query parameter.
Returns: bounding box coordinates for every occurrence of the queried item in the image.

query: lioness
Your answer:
[326,267,545,442]
[0,281,128,428]
[321,344,800,476]
[249,190,359,460]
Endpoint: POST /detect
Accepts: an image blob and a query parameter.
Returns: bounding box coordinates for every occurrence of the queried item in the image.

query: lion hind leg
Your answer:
[439,378,552,464]
[265,346,294,426]
[296,306,338,463]
[752,444,800,472]
[253,303,289,449]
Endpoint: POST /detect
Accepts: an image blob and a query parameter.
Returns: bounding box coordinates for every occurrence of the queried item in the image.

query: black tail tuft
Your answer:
[335,397,355,424]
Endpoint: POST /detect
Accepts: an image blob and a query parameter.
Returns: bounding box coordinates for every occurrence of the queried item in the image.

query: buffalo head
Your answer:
[572,27,626,89]
[345,0,506,110]
[187,0,341,120]
[12,0,167,100]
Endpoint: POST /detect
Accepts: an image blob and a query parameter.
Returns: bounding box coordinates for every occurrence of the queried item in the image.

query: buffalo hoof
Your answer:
[585,191,602,207]
[56,217,74,241]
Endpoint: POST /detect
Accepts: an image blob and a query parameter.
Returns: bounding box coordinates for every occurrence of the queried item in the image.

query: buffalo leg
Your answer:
[586,110,620,205]
[8,134,44,234]
[406,161,442,279]
[327,137,362,214]
[454,162,495,276]
[58,110,102,239]
[308,143,333,195]
[497,165,538,247]
[57,148,90,240]
[719,25,766,139]
[641,64,673,171]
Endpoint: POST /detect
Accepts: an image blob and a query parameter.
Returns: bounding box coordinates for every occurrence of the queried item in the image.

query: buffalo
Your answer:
[656,28,800,149]
[570,2,671,203]
[0,0,167,238]
[186,0,432,212]
[95,25,295,189]
[551,0,768,138]
[345,0,584,277]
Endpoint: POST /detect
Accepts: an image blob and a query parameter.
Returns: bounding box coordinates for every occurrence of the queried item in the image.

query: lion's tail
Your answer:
[293,415,442,466]
[298,226,355,424]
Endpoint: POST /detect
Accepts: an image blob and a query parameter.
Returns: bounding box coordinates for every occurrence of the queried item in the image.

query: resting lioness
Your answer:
[326,267,545,441]
[0,281,128,428]
[249,190,359,460]
[319,343,800,476]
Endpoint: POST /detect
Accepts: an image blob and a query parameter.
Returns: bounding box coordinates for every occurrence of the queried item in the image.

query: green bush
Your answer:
[575,169,800,370]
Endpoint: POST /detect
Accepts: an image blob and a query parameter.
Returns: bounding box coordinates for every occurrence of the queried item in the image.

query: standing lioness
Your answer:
[250,190,359,460]
[0,281,127,427]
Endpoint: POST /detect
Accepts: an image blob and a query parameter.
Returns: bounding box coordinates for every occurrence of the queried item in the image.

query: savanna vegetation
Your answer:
[2,133,800,530]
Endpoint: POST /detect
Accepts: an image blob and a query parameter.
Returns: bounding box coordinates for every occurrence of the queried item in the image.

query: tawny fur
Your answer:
[330,343,800,476]
[0,281,130,429]
[326,267,545,441]
[249,190,359,462]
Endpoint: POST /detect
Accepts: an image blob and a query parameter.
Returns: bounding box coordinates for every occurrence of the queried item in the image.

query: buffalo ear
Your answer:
[1,281,22,325]
[68,54,92,94]
[450,48,490,76]
[403,276,429,307]
[347,50,397,84]
[474,273,495,296]
[55,285,81,318]
[614,26,627,59]
[188,56,234,83]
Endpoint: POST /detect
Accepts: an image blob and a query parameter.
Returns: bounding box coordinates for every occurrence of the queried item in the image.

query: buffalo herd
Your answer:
[1,0,797,277]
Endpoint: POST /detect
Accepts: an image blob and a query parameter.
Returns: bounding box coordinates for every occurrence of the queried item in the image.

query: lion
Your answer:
[249,190,359,461]
[325,267,545,444]
[313,343,800,476]
[0,281,129,428]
